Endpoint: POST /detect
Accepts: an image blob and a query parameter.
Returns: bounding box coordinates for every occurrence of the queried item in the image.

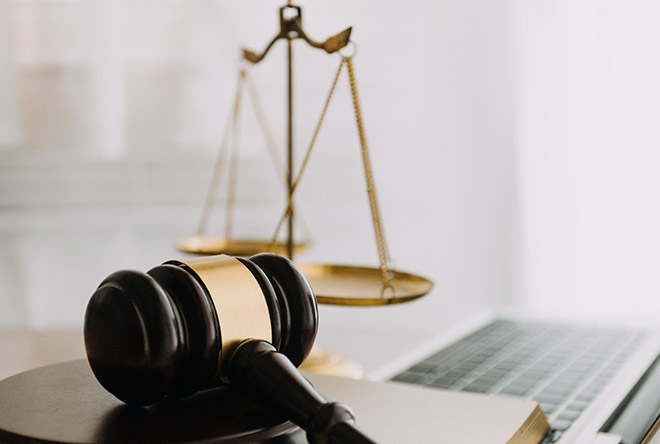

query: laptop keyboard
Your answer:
[392,320,645,440]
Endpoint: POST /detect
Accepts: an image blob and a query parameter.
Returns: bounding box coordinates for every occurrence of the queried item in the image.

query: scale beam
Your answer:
[242,5,352,65]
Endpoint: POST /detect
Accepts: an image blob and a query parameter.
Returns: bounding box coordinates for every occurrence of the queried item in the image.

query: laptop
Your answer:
[362,313,660,444]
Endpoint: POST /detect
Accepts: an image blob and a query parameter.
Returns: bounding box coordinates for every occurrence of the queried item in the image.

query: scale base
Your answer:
[300,345,365,379]
[0,360,304,444]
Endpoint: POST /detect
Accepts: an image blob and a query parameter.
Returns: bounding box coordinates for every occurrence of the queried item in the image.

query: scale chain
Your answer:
[268,54,393,296]
[345,57,393,294]
[197,70,246,237]
[245,70,286,183]
[224,70,247,241]
[245,69,312,243]
[269,57,346,250]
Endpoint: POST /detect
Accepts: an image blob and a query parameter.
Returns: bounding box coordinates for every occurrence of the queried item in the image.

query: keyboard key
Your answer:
[539,402,559,414]
[540,385,574,397]
[408,363,436,373]
[535,394,564,405]
[567,400,590,412]
[429,373,464,388]
[557,409,582,422]
[492,361,517,371]
[553,376,581,388]
[551,419,572,431]
[508,379,537,392]
[463,382,490,393]
[484,368,509,379]
[445,369,470,379]
[561,370,588,381]
[549,429,564,442]
[520,369,547,380]
[392,372,425,384]
[499,385,531,397]
[530,363,557,374]
[471,374,505,386]
[583,381,606,395]
[576,391,597,403]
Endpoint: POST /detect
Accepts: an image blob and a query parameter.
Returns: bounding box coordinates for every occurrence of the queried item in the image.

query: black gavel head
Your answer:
[83,253,317,406]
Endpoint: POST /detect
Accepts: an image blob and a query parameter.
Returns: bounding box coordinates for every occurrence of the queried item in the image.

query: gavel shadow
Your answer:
[97,385,303,443]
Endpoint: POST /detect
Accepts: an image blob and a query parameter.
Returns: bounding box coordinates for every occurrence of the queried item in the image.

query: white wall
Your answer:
[511,0,660,325]
[0,0,516,349]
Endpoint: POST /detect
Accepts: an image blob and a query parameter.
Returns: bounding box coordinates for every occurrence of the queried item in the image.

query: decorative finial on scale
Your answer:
[242,5,352,64]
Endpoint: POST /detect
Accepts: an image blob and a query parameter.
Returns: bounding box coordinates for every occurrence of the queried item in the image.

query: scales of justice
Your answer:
[177,3,433,311]
[0,4,437,443]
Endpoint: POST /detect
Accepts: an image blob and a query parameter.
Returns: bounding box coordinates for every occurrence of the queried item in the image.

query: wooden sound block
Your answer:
[0,360,305,444]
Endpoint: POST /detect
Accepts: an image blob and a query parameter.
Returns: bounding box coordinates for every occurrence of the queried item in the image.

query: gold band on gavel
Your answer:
[176,255,272,374]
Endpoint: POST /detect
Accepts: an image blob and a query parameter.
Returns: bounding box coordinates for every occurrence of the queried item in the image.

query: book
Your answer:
[306,372,550,444]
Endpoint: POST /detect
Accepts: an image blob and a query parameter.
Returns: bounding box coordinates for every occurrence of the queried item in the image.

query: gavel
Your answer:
[84,253,377,444]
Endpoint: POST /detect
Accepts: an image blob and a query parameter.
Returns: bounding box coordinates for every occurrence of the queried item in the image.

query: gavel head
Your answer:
[83,253,317,406]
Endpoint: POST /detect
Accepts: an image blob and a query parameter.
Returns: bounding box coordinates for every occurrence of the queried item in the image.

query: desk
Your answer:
[2,330,659,444]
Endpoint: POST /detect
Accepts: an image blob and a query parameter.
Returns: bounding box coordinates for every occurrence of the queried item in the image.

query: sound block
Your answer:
[0,360,304,443]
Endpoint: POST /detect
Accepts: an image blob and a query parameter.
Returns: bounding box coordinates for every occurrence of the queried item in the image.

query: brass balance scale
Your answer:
[176,3,433,373]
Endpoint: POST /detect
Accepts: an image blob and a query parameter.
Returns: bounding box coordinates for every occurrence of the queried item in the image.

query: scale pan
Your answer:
[176,235,310,256]
[297,264,433,306]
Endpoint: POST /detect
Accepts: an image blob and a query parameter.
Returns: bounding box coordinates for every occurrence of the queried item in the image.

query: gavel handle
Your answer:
[228,339,378,444]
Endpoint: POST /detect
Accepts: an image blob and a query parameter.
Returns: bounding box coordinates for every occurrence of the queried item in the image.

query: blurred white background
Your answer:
[1,0,659,342]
